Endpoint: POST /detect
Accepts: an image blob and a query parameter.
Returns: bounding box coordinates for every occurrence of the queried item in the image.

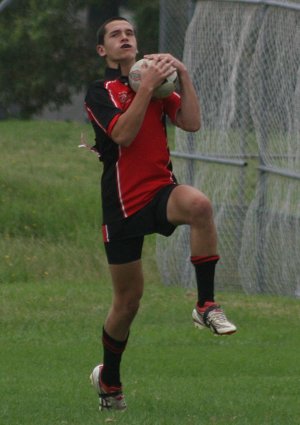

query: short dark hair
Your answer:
[96,16,133,45]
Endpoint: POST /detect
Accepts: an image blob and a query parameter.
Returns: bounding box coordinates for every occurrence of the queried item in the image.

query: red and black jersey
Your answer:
[85,67,181,224]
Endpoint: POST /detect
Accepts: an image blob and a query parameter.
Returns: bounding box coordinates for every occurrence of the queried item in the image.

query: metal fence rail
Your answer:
[217,0,300,11]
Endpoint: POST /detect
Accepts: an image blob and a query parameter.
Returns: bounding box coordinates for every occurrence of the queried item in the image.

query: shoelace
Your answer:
[208,309,229,325]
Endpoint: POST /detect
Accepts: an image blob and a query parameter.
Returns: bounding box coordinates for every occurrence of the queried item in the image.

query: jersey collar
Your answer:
[104,67,121,79]
[104,67,129,85]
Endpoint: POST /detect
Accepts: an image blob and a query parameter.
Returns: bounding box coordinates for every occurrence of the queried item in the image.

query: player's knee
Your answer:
[115,289,143,319]
[189,195,213,224]
[122,297,141,320]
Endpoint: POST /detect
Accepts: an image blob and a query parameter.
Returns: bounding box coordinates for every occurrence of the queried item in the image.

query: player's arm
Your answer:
[145,53,201,132]
[109,84,152,147]
[111,58,176,147]
[175,66,201,132]
[85,77,156,147]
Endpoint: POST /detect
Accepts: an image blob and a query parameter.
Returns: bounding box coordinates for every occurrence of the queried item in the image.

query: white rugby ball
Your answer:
[128,58,177,99]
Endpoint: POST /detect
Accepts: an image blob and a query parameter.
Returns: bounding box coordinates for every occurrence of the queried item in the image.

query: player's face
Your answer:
[97,20,138,66]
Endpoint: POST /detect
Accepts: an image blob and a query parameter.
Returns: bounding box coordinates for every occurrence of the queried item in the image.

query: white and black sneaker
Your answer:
[192,303,237,335]
[90,364,127,411]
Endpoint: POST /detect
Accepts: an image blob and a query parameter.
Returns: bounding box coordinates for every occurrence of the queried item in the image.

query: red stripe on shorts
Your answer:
[102,225,110,242]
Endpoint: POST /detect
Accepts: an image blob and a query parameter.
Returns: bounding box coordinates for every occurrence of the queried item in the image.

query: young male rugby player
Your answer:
[85,16,237,411]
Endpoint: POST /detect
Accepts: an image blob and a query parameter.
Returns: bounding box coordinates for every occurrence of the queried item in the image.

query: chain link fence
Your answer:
[157,0,300,296]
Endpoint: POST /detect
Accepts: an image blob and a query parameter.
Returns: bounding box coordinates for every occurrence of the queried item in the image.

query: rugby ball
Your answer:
[128,58,177,98]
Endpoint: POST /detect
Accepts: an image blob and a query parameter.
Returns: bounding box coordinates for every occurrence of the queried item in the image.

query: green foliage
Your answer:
[0,1,99,118]
[0,0,159,118]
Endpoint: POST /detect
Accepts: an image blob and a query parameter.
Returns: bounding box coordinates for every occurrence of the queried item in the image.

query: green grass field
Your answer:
[1,120,300,425]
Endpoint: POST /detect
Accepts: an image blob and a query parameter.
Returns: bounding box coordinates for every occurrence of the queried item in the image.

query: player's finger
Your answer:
[157,60,176,74]
[144,53,173,62]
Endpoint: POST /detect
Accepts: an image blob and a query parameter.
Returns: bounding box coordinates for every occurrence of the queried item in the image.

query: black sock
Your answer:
[101,327,129,387]
[191,255,219,307]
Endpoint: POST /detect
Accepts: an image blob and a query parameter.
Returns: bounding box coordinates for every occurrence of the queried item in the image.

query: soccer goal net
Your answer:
[157,0,300,296]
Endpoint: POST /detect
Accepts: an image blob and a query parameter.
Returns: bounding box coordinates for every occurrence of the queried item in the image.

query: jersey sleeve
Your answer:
[85,81,122,136]
[163,92,181,123]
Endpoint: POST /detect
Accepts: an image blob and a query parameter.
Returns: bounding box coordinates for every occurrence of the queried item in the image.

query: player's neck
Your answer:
[120,62,134,76]
[106,58,135,76]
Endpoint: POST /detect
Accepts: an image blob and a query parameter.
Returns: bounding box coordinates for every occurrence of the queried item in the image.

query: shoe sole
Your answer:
[194,319,237,335]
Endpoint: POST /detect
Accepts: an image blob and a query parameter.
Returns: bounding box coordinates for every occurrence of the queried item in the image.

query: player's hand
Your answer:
[139,56,176,92]
[144,53,187,74]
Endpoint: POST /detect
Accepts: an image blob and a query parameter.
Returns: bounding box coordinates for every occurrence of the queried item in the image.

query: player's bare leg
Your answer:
[90,260,144,410]
[166,184,217,255]
[105,260,144,340]
[167,185,237,335]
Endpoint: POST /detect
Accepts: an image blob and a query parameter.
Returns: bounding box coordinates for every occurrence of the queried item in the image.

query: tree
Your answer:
[0,1,98,118]
[0,0,159,118]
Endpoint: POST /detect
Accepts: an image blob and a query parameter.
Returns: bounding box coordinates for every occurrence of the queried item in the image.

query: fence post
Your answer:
[255,5,269,293]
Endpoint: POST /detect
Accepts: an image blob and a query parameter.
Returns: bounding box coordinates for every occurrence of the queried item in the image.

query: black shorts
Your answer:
[103,184,178,264]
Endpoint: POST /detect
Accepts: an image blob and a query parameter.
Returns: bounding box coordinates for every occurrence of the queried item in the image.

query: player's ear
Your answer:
[96,44,106,58]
